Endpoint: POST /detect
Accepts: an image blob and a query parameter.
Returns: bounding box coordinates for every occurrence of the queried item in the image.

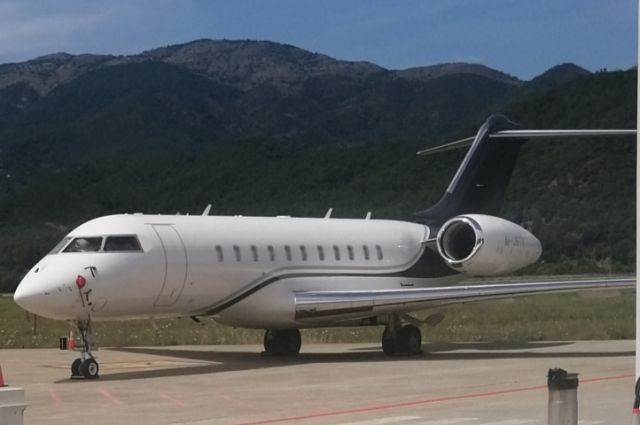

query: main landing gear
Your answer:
[70,321,99,379]
[381,315,423,356]
[263,329,301,356]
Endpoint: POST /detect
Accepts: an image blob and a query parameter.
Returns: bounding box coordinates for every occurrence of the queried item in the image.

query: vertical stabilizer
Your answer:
[415,114,524,227]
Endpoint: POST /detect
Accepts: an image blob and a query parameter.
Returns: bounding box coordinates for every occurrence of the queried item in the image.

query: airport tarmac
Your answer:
[0,340,634,425]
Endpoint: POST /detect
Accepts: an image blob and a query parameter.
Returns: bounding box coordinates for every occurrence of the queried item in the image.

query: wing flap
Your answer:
[294,277,634,321]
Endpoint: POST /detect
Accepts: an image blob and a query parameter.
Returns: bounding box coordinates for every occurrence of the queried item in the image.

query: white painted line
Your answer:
[578,421,602,425]
[335,416,423,425]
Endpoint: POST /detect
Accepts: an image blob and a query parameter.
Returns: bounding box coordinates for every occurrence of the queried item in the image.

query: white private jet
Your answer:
[13,115,636,379]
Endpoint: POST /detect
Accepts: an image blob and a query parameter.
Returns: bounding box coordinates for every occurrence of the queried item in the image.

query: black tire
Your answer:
[281,329,301,355]
[381,328,396,356]
[402,325,422,355]
[264,329,301,355]
[263,330,278,354]
[80,358,99,379]
[71,358,82,377]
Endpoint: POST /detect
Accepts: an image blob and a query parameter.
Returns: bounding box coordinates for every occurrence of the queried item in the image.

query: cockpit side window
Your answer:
[104,236,142,252]
[63,237,103,253]
[48,236,73,255]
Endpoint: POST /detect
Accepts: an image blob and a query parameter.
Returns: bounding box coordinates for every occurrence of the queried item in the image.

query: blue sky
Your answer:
[0,0,635,79]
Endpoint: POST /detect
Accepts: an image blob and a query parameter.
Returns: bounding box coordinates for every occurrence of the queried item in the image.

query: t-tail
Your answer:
[414,114,523,227]
[413,114,635,276]
[414,114,636,228]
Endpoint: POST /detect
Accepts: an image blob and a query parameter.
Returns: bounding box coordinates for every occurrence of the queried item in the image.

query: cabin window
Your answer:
[317,246,325,261]
[250,245,258,262]
[215,245,224,262]
[233,245,241,262]
[362,245,370,261]
[284,245,292,262]
[300,245,307,261]
[347,245,354,260]
[104,236,142,252]
[64,237,103,253]
[268,245,275,261]
[49,237,72,255]
[376,245,383,261]
[333,245,341,261]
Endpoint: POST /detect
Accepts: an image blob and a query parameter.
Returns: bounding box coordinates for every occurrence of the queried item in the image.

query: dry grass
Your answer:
[0,289,634,349]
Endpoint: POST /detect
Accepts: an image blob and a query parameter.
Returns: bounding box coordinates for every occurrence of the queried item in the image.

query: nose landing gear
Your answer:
[70,320,99,379]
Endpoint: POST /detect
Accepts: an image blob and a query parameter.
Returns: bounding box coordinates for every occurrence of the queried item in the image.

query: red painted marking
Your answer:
[581,373,635,384]
[76,275,86,289]
[230,372,634,425]
[159,391,188,408]
[633,408,640,414]
[220,394,258,411]
[49,389,62,405]
[99,389,122,406]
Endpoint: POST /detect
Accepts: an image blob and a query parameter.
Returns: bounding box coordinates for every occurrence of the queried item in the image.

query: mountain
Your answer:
[0,39,633,292]
[142,39,385,90]
[395,63,522,86]
[527,63,592,91]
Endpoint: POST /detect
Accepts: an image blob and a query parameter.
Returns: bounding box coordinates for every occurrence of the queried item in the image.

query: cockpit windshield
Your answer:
[104,236,142,252]
[56,235,143,253]
[48,236,73,255]
[63,237,103,253]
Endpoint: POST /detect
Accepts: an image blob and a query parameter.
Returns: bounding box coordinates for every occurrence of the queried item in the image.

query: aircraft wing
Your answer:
[294,277,634,321]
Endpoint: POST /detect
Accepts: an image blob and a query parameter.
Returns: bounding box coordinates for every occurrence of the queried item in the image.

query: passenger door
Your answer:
[151,224,188,307]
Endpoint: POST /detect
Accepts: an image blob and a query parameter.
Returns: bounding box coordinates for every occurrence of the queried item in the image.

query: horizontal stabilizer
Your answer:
[418,129,636,155]
[294,277,634,321]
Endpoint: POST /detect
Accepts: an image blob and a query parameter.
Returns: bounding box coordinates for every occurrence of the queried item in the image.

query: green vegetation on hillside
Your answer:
[0,47,635,292]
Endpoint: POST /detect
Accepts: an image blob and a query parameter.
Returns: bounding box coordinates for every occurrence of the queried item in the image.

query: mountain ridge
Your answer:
[0,39,591,97]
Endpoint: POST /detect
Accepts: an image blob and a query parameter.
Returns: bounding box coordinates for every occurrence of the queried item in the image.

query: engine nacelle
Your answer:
[436,214,542,276]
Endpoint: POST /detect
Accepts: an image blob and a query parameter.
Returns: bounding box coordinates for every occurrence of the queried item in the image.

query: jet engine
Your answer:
[436,214,541,276]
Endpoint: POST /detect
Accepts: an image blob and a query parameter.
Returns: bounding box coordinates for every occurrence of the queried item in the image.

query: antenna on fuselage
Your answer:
[202,204,212,216]
[324,208,333,219]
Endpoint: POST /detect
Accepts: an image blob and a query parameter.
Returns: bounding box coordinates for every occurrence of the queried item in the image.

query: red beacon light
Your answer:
[76,275,87,289]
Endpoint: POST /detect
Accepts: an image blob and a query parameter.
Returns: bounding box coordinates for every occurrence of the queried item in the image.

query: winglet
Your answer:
[324,208,333,219]
[202,204,212,216]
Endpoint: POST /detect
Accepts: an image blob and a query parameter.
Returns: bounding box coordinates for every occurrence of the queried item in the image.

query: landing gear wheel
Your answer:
[263,329,302,355]
[381,328,396,356]
[71,358,82,377]
[381,325,422,356]
[281,329,301,355]
[80,358,99,379]
[264,330,279,354]
[401,324,422,355]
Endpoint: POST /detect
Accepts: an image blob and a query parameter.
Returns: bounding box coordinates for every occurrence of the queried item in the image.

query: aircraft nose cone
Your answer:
[13,278,42,314]
[13,273,74,320]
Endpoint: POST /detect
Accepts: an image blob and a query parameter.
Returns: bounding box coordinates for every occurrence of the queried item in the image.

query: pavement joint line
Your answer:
[228,372,634,425]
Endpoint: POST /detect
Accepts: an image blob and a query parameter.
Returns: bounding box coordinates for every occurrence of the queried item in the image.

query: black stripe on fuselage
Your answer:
[203,242,457,316]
